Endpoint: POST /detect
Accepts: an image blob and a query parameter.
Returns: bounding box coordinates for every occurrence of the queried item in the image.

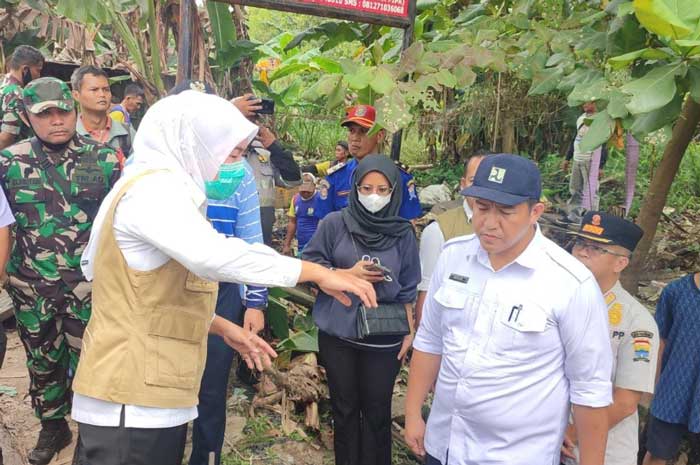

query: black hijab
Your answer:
[341,154,414,250]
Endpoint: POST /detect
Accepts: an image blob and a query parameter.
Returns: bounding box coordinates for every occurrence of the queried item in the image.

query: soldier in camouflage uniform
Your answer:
[0,77,121,465]
[0,45,44,150]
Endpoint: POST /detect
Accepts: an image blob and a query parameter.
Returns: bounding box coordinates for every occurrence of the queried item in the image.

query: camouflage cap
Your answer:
[23,77,74,114]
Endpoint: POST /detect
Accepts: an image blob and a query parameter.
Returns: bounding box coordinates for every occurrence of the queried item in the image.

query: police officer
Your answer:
[0,77,121,465]
[0,45,44,150]
[245,125,301,245]
[405,154,613,465]
[315,104,422,220]
[563,212,659,465]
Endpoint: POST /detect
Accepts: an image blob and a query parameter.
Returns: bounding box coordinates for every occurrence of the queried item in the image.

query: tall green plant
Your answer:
[53,0,166,95]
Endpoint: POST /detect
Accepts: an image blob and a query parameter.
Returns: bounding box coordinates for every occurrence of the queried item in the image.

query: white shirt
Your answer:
[418,201,472,292]
[73,170,302,428]
[414,227,613,465]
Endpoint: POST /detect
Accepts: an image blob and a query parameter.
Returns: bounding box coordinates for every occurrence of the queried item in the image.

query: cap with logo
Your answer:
[570,211,644,252]
[341,105,376,129]
[299,173,317,193]
[22,77,74,114]
[460,153,541,206]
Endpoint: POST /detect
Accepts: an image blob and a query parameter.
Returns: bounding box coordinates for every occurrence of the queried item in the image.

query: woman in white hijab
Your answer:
[72,91,376,465]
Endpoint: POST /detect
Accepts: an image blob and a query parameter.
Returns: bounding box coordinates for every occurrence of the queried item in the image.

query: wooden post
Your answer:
[176,0,195,84]
[390,0,417,162]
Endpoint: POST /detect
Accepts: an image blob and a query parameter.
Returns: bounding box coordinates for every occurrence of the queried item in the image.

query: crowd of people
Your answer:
[0,44,697,465]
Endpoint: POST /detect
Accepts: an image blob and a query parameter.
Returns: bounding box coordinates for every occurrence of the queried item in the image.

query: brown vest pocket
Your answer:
[144,308,207,389]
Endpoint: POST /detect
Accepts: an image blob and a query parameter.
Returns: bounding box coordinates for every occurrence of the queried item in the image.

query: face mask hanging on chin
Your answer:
[358,192,391,213]
[205,161,247,200]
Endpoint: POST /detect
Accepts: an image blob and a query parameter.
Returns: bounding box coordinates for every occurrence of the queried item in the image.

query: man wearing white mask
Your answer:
[415,154,487,326]
[70,91,376,465]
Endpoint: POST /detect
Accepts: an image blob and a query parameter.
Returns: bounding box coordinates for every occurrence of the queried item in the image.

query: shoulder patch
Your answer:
[326,161,346,175]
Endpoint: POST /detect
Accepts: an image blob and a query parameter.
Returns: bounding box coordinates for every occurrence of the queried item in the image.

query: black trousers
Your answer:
[77,409,187,465]
[318,331,401,465]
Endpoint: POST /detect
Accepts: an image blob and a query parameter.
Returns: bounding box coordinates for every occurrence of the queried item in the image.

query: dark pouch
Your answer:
[356,302,410,339]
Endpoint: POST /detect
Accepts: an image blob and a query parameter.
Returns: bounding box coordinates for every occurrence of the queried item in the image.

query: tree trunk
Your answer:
[621,98,700,292]
[501,117,516,154]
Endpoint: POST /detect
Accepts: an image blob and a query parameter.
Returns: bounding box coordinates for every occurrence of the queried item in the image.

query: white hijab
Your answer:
[81,91,258,280]
[125,90,258,189]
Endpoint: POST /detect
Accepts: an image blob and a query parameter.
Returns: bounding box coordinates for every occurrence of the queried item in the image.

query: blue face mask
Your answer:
[205,161,247,200]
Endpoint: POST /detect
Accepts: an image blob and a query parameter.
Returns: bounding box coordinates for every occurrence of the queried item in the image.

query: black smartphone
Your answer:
[258,98,275,115]
[366,263,392,274]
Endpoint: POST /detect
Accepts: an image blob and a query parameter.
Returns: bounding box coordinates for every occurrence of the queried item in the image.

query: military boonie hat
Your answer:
[461,153,542,206]
[23,77,74,114]
[570,211,644,252]
[341,105,376,129]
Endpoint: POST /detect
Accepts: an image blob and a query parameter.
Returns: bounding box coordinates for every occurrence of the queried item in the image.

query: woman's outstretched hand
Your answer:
[210,316,277,371]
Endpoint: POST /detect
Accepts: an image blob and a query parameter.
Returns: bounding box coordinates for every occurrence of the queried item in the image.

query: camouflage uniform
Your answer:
[0,73,31,141]
[0,78,121,421]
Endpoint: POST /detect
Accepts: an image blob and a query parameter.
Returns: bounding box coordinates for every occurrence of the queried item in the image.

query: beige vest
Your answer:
[73,172,218,409]
[435,206,473,242]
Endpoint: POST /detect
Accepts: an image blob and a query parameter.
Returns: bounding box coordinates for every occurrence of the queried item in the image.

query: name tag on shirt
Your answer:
[433,275,483,310]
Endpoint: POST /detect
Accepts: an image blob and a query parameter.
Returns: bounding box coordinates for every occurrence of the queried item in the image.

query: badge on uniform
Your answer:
[407,179,417,200]
[608,303,623,326]
[631,330,653,362]
[319,180,330,200]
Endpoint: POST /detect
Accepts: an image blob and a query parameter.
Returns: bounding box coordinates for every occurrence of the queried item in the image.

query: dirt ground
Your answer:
[0,330,78,465]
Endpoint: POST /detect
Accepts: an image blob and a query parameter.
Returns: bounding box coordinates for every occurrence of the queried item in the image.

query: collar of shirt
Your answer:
[77,114,129,144]
[462,198,473,222]
[2,73,21,87]
[475,224,543,272]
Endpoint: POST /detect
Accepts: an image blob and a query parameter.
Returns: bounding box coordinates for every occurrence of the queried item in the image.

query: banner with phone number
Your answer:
[297,0,409,18]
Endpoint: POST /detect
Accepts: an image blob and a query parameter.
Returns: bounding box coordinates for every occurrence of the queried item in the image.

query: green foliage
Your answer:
[412,162,464,188]
[277,313,318,353]
[537,142,700,216]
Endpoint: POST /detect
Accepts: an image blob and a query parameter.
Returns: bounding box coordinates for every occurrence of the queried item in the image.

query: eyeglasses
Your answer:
[572,239,629,257]
[356,184,393,196]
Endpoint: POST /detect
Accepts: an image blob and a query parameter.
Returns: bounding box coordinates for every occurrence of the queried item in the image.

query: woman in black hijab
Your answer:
[302,154,421,465]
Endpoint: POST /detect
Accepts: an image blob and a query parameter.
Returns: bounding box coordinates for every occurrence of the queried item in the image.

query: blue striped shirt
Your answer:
[207,162,268,309]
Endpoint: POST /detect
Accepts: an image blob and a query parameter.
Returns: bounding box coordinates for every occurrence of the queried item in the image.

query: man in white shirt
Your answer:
[416,154,486,326]
[404,154,613,465]
[563,211,658,465]
[71,91,376,465]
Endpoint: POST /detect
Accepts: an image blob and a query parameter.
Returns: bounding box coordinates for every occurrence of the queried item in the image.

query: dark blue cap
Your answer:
[460,154,541,206]
[570,211,644,252]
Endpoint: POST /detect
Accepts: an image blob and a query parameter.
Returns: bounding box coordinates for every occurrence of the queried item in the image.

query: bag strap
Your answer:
[30,137,73,195]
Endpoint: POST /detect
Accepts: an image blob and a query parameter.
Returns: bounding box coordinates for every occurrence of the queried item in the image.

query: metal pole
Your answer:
[390,0,416,161]
[176,0,195,84]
